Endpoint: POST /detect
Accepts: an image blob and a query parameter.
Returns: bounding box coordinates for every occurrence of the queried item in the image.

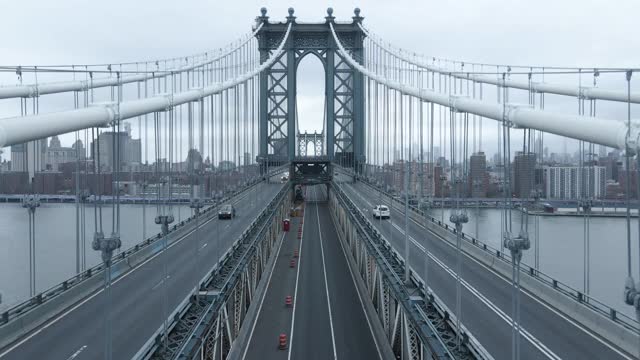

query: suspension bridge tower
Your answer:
[255,7,366,184]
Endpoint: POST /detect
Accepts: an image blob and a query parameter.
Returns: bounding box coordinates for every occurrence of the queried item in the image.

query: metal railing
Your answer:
[0,170,285,328]
[348,170,640,333]
[332,181,481,359]
[136,183,290,359]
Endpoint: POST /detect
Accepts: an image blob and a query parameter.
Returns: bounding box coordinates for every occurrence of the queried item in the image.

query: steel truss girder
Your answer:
[264,53,289,158]
[290,156,332,185]
[329,183,480,360]
[142,185,290,360]
[333,54,355,157]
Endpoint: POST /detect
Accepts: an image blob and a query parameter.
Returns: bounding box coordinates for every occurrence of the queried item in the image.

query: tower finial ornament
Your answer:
[353,7,364,23]
[286,7,296,22]
[325,7,335,23]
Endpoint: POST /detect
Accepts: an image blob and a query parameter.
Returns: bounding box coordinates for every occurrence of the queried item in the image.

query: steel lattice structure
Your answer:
[297,131,324,156]
[256,8,366,171]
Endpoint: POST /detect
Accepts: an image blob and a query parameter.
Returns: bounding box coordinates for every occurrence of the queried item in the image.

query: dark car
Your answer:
[218,204,236,219]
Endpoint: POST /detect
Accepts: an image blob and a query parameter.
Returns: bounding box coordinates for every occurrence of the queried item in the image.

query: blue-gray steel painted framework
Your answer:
[138,184,290,359]
[330,182,478,359]
[256,9,366,171]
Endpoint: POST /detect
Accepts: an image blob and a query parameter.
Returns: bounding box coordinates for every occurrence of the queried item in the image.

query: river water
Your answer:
[0,202,638,320]
[0,202,191,311]
[428,206,640,320]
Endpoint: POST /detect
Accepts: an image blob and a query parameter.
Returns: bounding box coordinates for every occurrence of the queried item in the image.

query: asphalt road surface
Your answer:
[340,180,634,360]
[0,182,284,360]
[242,186,382,360]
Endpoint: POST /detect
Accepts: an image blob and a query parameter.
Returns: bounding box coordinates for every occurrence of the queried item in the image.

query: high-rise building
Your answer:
[129,138,142,164]
[92,132,127,171]
[513,152,536,198]
[617,169,638,199]
[598,145,607,159]
[49,136,61,148]
[544,166,606,199]
[186,149,203,173]
[10,138,48,172]
[436,156,448,168]
[91,131,142,171]
[45,136,83,171]
[218,160,236,171]
[10,144,26,172]
[469,152,488,197]
[432,146,441,160]
[392,160,406,191]
[434,165,448,197]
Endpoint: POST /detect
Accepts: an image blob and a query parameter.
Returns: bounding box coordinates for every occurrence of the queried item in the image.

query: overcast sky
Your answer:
[0,0,638,162]
[2,0,638,67]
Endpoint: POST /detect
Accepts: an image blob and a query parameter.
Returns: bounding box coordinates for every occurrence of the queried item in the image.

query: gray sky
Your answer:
[0,0,638,162]
[2,0,638,67]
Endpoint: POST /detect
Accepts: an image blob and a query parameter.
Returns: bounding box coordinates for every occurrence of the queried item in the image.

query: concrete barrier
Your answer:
[402,200,639,358]
[0,185,259,351]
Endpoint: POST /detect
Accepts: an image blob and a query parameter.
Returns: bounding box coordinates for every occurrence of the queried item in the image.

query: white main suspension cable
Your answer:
[359,23,640,104]
[330,22,638,151]
[0,23,292,148]
[0,23,264,100]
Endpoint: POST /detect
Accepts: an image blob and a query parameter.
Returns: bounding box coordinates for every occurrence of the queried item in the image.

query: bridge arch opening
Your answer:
[306,140,315,156]
[296,53,325,156]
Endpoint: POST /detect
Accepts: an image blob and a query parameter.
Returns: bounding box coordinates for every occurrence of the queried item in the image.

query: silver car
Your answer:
[218,204,236,219]
[373,205,390,219]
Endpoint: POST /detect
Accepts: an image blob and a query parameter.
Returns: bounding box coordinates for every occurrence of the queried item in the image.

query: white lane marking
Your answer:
[390,222,560,360]
[288,189,308,360]
[346,184,560,358]
[328,197,385,360]
[0,183,281,359]
[66,345,87,360]
[353,183,635,360]
[151,275,171,291]
[200,243,208,250]
[314,188,338,360]
[241,232,287,360]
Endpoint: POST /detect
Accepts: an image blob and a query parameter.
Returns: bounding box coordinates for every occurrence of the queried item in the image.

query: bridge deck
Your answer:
[0,182,284,360]
[342,181,634,360]
[241,186,381,360]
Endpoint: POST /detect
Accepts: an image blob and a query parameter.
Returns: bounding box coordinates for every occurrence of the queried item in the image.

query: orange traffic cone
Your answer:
[279,334,287,350]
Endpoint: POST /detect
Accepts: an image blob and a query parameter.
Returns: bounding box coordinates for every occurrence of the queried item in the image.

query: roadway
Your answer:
[0,181,284,360]
[339,180,636,360]
[241,186,382,360]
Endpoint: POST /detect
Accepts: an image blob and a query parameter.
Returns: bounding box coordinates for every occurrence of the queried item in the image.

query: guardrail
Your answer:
[337,167,640,335]
[331,181,482,359]
[136,184,290,359]
[0,169,285,332]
